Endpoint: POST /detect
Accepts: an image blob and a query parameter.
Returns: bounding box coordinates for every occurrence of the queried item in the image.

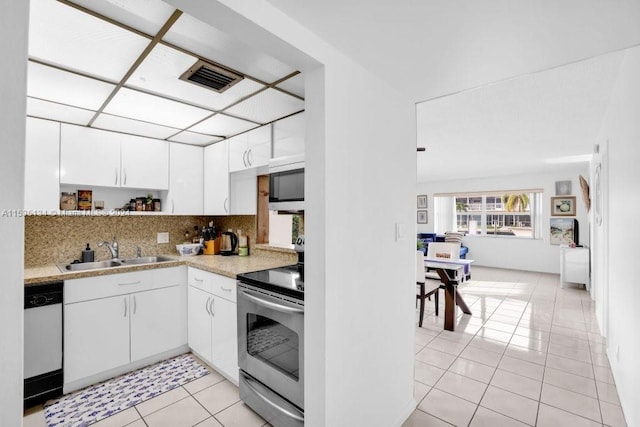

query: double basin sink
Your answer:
[60,256,175,272]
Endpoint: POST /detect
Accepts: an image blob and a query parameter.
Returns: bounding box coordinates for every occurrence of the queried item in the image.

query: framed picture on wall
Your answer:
[555,180,572,195]
[551,196,576,216]
[417,195,428,209]
[417,210,428,224]
[550,218,576,245]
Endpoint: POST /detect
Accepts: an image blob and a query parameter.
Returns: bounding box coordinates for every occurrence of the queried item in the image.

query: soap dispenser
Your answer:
[82,243,94,263]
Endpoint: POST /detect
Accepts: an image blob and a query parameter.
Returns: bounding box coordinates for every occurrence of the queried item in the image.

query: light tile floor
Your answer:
[23,363,270,427]
[24,267,629,427]
[406,266,628,427]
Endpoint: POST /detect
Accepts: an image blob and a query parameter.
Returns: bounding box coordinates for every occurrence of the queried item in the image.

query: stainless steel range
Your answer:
[237,242,304,427]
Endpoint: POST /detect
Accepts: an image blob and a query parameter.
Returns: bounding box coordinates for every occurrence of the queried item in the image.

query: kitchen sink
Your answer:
[120,256,174,265]
[63,260,122,271]
[59,255,175,272]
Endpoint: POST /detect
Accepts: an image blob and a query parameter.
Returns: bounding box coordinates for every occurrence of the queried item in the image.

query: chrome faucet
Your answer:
[98,237,119,259]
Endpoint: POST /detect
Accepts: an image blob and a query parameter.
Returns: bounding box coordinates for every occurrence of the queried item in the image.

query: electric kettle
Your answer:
[220,231,238,256]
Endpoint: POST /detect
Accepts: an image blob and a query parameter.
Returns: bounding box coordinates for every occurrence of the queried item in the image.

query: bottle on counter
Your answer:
[82,243,94,263]
[238,229,249,256]
[192,226,200,244]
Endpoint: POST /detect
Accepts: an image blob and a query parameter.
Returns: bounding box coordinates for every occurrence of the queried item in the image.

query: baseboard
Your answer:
[393,398,418,427]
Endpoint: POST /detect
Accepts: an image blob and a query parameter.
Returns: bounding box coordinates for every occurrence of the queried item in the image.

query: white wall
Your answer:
[592,45,640,427]
[165,2,417,426]
[0,1,28,424]
[417,167,590,273]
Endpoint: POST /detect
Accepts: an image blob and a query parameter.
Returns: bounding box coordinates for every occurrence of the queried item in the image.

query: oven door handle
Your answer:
[239,290,304,314]
[242,373,304,422]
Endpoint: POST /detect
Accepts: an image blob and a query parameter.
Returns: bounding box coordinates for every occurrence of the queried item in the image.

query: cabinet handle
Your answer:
[118,280,141,286]
[124,297,127,317]
[224,197,228,214]
[194,277,204,282]
[248,148,253,166]
[172,199,175,214]
[221,285,232,292]
[115,168,118,185]
[133,295,137,315]
[209,297,215,317]
[124,168,127,186]
[242,150,248,167]
[205,296,211,315]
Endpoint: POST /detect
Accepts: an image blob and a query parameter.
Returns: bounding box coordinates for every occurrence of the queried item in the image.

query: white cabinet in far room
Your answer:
[187,267,238,383]
[120,133,169,190]
[60,124,121,188]
[167,143,203,214]
[204,140,229,215]
[24,117,60,211]
[230,169,257,215]
[228,125,270,172]
[560,245,590,290]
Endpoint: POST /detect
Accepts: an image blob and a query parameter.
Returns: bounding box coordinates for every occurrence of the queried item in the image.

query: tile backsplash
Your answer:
[24,214,258,267]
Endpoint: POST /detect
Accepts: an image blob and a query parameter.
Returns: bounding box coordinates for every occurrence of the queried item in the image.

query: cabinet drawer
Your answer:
[65,270,153,304]
[153,266,186,288]
[187,267,236,302]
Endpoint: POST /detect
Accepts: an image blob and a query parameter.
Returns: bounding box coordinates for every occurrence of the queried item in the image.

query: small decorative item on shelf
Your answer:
[135,197,144,211]
[77,190,92,211]
[60,192,77,211]
[145,193,153,211]
[94,200,104,210]
[153,198,161,212]
[129,199,136,211]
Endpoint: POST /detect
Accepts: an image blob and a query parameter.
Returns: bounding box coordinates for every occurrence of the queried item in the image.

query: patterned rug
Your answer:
[44,353,210,427]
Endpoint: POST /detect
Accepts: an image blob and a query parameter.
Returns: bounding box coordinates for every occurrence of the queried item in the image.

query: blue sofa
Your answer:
[417,233,469,259]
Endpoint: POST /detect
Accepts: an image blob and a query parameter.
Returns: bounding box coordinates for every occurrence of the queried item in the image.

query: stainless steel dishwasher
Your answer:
[24,281,63,408]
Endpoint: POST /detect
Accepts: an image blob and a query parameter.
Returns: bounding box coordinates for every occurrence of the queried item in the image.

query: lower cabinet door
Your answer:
[130,285,187,362]
[64,295,130,384]
[188,286,213,362]
[210,296,238,382]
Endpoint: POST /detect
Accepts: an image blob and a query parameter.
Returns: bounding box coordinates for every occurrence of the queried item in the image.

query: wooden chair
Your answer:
[416,251,440,327]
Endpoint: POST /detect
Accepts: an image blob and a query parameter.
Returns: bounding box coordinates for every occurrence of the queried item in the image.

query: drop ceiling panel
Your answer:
[68,0,176,36]
[27,62,115,110]
[104,87,212,129]
[128,44,267,111]
[169,131,223,146]
[29,0,150,81]
[92,114,179,139]
[276,74,305,98]
[27,97,95,126]
[190,114,257,137]
[163,13,296,84]
[225,88,305,124]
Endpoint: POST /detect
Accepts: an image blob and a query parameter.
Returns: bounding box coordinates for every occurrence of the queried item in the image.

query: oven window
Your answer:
[246,314,299,381]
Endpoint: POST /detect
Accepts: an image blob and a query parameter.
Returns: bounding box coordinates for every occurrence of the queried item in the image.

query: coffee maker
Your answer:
[220,230,238,256]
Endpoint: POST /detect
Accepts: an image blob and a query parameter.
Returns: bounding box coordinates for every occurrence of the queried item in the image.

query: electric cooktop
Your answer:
[237,265,304,300]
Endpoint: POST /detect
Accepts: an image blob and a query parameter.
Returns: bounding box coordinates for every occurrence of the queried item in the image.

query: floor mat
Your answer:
[44,353,210,427]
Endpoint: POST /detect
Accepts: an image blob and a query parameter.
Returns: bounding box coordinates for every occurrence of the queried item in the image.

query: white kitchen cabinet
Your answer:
[167,143,203,214]
[204,140,229,215]
[272,112,304,159]
[24,117,60,211]
[560,245,590,290]
[64,267,187,391]
[60,124,169,190]
[130,285,187,362]
[228,126,270,172]
[60,124,121,187]
[120,134,169,190]
[229,169,257,215]
[187,267,238,383]
[64,294,130,384]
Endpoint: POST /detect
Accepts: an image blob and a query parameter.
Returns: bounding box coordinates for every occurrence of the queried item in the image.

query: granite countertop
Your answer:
[24,254,297,286]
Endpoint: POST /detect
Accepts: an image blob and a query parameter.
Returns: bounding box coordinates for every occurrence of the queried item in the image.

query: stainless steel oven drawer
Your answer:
[239,370,303,427]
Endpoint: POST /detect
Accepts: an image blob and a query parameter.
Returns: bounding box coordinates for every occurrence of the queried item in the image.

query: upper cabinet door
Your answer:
[273,112,304,159]
[167,143,203,214]
[120,134,169,190]
[204,140,229,215]
[24,118,60,211]
[60,125,121,187]
[228,126,271,172]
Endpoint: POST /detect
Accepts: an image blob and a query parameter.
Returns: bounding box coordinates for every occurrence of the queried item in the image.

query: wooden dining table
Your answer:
[424,259,474,331]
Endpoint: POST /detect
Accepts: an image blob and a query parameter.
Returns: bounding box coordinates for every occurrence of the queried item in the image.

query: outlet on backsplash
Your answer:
[157,232,169,244]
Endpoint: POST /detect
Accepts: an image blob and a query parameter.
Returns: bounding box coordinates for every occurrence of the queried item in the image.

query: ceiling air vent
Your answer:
[179,59,243,93]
